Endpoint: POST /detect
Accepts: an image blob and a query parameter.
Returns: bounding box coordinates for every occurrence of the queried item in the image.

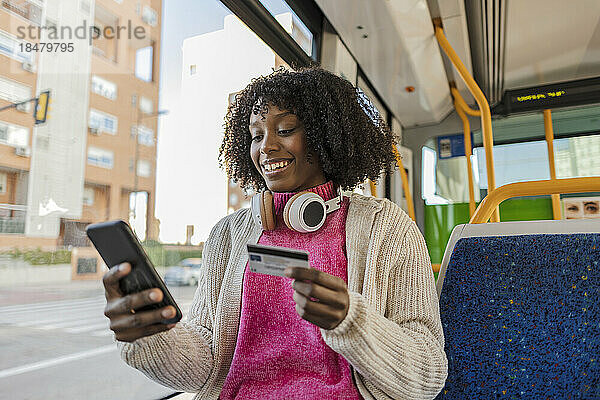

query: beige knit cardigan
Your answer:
[118,193,448,399]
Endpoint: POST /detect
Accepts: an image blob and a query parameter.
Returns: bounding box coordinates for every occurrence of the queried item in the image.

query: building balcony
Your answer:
[0,204,26,234]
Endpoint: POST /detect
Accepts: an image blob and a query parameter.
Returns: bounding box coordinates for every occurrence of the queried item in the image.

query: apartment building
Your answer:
[0,0,162,249]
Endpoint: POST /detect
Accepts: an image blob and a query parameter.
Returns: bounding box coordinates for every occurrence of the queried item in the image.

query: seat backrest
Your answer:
[436,219,600,398]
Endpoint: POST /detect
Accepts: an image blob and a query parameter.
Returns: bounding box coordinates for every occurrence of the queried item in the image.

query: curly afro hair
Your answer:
[219,66,398,191]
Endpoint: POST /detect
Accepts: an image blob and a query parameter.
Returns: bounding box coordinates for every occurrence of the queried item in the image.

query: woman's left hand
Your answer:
[284,267,349,330]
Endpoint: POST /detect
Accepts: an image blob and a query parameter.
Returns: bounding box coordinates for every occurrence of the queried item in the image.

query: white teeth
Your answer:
[264,160,289,172]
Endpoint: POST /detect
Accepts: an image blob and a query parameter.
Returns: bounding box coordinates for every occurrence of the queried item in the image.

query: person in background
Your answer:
[102,66,447,399]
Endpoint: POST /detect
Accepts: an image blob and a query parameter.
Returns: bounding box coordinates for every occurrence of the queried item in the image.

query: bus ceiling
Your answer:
[312,0,600,125]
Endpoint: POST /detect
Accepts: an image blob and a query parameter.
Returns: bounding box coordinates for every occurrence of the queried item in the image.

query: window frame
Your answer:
[89,108,118,135]
[91,75,118,101]
[87,146,114,169]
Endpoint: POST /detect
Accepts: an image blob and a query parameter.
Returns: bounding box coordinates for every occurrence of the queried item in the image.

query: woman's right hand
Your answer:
[102,262,177,342]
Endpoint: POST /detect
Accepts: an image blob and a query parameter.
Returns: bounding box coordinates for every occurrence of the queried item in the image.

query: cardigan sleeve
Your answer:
[116,214,234,392]
[321,213,447,399]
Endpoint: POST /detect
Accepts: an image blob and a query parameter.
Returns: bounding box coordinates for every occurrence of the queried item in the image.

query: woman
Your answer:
[102,67,447,399]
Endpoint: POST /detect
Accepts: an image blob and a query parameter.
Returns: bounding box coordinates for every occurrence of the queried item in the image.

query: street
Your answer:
[0,280,197,400]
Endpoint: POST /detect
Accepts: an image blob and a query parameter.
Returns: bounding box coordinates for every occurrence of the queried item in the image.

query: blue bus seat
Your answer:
[435,219,600,399]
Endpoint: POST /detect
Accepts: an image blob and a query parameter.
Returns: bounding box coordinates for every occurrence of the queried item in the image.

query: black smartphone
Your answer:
[86,220,182,324]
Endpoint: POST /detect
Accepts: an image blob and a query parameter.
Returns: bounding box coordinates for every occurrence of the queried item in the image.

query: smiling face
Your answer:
[249,101,326,192]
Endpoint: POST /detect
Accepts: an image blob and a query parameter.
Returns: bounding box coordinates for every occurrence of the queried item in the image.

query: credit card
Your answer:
[247,243,310,277]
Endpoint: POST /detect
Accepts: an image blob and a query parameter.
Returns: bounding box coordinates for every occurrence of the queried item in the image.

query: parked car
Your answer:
[163,258,202,286]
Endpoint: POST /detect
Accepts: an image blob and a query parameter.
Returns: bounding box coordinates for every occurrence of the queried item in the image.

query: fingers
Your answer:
[285,267,350,330]
[104,288,164,318]
[102,262,178,342]
[292,291,344,316]
[109,306,177,342]
[114,322,176,343]
[102,263,131,299]
[109,306,176,332]
[284,267,346,291]
[293,291,346,330]
[292,280,346,309]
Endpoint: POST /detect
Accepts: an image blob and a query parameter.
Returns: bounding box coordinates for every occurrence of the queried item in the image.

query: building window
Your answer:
[142,6,158,27]
[258,0,313,57]
[79,0,91,15]
[91,75,117,100]
[87,147,114,169]
[0,76,31,112]
[0,172,7,194]
[228,92,238,106]
[0,29,35,64]
[0,121,29,147]
[555,134,600,178]
[89,109,118,134]
[45,18,57,30]
[82,187,95,205]
[92,5,118,62]
[136,160,151,177]
[0,124,7,142]
[135,45,153,82]
[2,0,43,25]
[139,96,153,114]
[133,125,154,146]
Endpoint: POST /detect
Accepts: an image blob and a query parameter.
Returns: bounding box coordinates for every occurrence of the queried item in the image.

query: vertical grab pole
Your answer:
[452,89,476,217]
[392,145,416,221]
[369,180,377,197]
[543,109,562,220]
[434,23,500,222]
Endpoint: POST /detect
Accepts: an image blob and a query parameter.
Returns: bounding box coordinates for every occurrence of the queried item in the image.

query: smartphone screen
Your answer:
[86,220,182,324]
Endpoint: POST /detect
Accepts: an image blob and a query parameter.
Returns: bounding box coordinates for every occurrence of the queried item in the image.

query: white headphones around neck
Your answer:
[251,188,345,233]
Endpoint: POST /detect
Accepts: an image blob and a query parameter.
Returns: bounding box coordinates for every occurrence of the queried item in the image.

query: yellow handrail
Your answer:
[543,109,562,220]
[434,24,500,222]
[369,179,377,197]
[451,87,476,216]
[392,145,416,221]
[368,147,416,221]
[469,177,600,223]
[452,86,481,117]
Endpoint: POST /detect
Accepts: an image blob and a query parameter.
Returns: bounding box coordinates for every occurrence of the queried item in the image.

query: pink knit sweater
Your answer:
[220,181,363,399]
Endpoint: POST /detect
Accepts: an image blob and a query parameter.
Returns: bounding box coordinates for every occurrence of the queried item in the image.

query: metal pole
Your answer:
[0,98,37,113]
[452,90,481,117]
[452,92,476,217]
[470,177,600,223]
[392,145,416,221]
[544,109,562,220]
[369,180,377,197]
[133,107,140,220]
[434,23,500,222]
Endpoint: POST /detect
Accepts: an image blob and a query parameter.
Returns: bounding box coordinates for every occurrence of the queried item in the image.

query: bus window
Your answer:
[424,130,600,265]
[0,1,311,399]
[422,138,482,265]
[422,139,480,205]
[258,0,314,58]
[555,134,600,178]
[474,140,551,190]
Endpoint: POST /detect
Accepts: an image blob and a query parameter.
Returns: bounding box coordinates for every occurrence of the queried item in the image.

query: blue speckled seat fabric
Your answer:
[437,233,600,399]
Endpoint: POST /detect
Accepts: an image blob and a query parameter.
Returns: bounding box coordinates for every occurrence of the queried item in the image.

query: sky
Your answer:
[154,1,292,244]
